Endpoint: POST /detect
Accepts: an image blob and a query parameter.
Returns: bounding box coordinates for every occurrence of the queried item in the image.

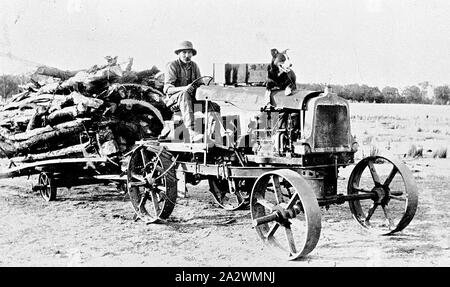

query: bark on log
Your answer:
[13,119,88,152]
[0,109,36,127]
[3,94,67,111]
[7,118,87,142]
[12,143,90,163]
[125,58,133,72]
[46,106,80,124]
[69,92,104,109]
[0,127,12,140]
[135,66,160,79]
[7,91,31,104]
[0,141,15,158]
[34,65,80,80]
[26,108,45,131]
[37,81,63,94]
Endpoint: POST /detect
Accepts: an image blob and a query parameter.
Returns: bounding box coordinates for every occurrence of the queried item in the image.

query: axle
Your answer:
[252,203,303,227]
[252,193,377,227]
[317,193,375,206]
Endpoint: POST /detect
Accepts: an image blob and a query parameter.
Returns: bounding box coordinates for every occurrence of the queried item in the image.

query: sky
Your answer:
[1,0,449,88]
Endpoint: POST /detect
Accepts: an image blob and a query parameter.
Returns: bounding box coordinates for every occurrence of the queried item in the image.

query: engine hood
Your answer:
[195,86,322,110]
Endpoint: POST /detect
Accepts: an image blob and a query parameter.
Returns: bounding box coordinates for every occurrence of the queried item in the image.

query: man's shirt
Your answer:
[164,59,202,95]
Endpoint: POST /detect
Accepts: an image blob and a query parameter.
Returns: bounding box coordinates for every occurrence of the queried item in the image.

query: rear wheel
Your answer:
[37,172,57,202]
[127,144,177,223]
[208,177,254,210]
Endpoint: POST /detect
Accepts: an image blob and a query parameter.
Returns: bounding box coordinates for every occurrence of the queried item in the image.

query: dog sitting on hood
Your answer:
[266,48,297,96]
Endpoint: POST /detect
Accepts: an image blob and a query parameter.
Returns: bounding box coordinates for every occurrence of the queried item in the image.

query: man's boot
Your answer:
[158,122,172,140]
[207,112,221,140]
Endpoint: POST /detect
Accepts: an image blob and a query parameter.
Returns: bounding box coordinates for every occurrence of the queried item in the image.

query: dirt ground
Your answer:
[1,103,450,266]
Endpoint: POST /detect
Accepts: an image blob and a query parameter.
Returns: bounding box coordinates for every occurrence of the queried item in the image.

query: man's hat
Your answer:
[174,40,197,56]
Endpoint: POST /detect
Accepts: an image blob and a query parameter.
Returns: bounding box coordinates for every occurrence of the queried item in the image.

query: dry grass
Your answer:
[432,147,447,158]
[349,103,450,159]
[362,135,374,145]
[407,144,423,158]
[369,145,380,157]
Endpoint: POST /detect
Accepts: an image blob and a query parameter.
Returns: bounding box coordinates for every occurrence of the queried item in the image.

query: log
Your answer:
[12,143,90,163]
[10,125,53,141]
[37,81,63,94]
[0,127,12,139]
[0,109,36,127]
[26,108,46,131]
[103,83,165,104]
[17,82,39,93]
[1,57,172,160]
[9,115,31,131]
[117,66,163,90]
[34,65,80,80]
[0,140,15,158]
[2,94,67,111]
[135,66,161,80]
[7,91,31,104]
[69,92,104,109]
[125,57,133,72]
[13,119,88,152]
[46,106,79,124]
[99,140,119,156]
[8,117,88,142]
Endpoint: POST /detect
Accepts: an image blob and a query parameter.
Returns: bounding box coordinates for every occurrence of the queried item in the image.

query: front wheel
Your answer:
[250,169,321,260]
[347,155,419,235]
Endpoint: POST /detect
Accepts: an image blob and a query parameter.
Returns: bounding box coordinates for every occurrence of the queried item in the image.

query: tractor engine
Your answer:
[251,109,300,157]
[251,88,358,167]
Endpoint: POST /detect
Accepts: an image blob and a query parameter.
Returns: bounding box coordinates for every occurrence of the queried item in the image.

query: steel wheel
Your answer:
[38,172,57,201]
[127,144,177,223]
[208,177,253,210]
[250,169,321,260]
[348,155,418,235]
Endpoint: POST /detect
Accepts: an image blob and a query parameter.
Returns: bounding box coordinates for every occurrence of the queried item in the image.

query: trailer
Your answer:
[0,154,126,201]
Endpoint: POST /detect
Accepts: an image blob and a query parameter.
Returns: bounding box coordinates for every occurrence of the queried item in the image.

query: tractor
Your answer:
[125,64,418,260]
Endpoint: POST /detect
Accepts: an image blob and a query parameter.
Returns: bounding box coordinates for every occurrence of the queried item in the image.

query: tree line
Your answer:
[1,73,449,105]
[0,74,29,101]
[298,82,450,105]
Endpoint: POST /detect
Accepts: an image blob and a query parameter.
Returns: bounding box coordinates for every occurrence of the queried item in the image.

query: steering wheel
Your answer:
[191,76,214,87]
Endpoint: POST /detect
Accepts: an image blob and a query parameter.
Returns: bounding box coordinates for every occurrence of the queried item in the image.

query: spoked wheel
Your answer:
[250,169,321,260]
[37,172,57,202]
[127,144,177,223]
[208,177,254,210]
[348,155,418,235]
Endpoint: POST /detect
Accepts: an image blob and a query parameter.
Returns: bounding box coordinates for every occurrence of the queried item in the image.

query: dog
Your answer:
[266,48,297,96]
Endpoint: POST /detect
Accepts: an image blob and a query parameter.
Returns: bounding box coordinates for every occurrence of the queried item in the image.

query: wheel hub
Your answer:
[272,203,303,225]
[372,186,387,204]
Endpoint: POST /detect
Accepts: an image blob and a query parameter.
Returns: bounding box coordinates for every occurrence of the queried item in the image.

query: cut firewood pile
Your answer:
[0,56,172,163]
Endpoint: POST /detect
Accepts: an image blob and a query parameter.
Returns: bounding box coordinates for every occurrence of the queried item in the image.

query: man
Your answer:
[164,40,219,143]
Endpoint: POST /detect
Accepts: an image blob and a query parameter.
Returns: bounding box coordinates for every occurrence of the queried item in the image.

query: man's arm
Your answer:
[166,85,188,95]
[194,63,204,84]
